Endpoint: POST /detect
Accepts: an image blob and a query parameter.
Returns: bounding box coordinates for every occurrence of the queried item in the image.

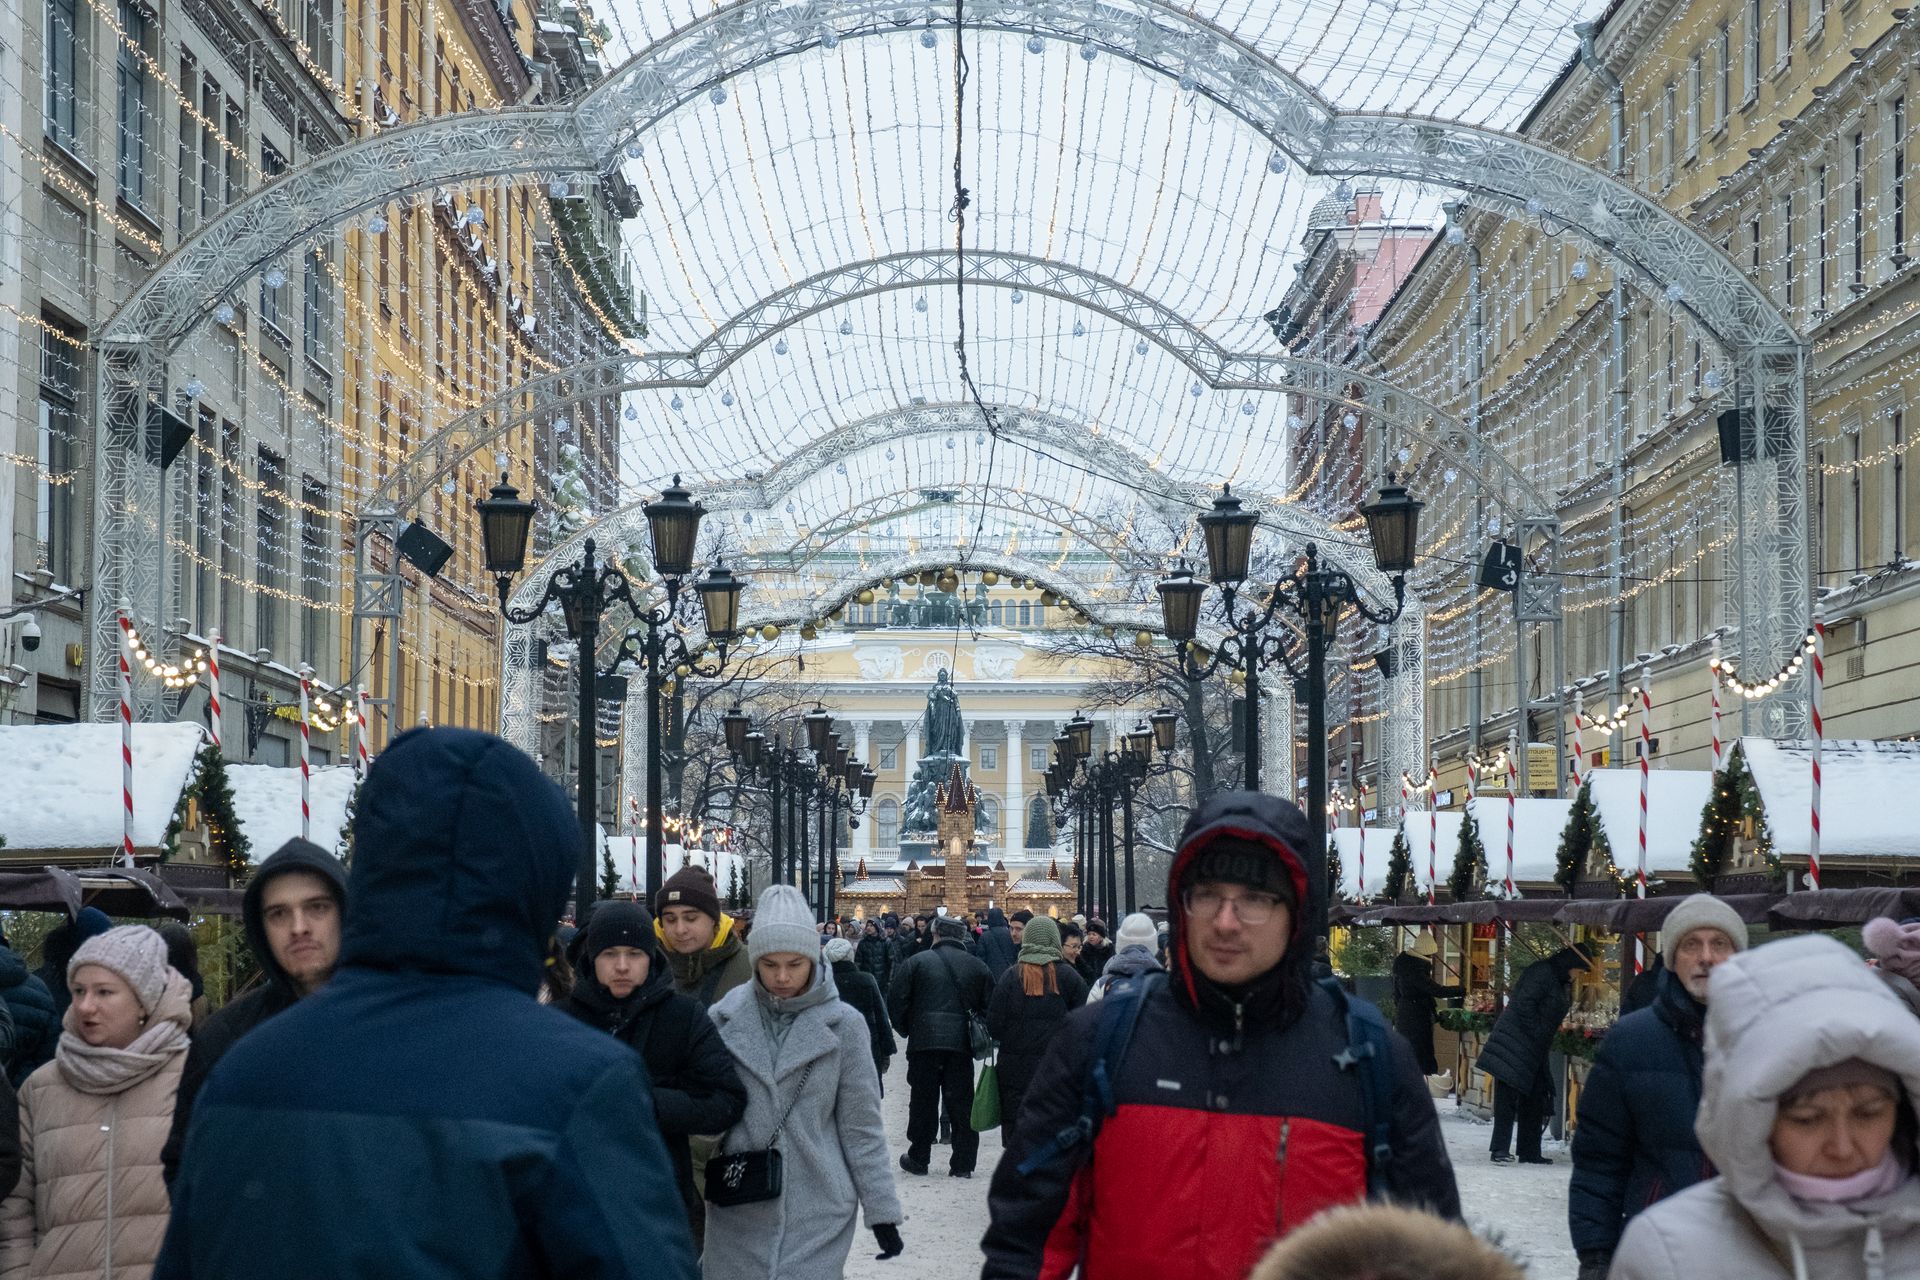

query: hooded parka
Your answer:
[1610,934,1920,1280]
[152,728,695,1280]
[1476,946,1591,1096]
[0,948,55,1089]
[703,959,902,1280]
[979,909,1019,980]
[1391,950,1463,1077]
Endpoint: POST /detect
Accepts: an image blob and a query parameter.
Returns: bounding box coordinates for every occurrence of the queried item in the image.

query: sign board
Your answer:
[1478,540,1522,592]
[1527,744,1557,794]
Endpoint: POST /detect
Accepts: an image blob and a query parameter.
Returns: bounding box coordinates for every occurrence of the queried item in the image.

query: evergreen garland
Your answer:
[164,744,250,874]
[1447,809,1488,901]
[1383,830,1413,902]
[1687,747,1781,887]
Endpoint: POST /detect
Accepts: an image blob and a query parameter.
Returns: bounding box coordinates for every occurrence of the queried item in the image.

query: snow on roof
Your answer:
[1009,878,1073,895]
[1397,797,1574,893]
[226,764,357,861]
[1329,828,1398,899]
[841,878,906,895]
[1583,768,1716,873]
[1741,738,1920,860]
[0,722,206,856]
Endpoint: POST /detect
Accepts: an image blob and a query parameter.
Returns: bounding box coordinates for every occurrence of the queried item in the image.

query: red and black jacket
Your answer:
[980,792,1460,1280]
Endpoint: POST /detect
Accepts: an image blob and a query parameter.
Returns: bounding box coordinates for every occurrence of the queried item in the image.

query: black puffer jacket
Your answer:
[979,909,1019,979]
[887,939,992,1055]
[830,958,898,1074]
[162,837,348,1185]
[0,946,55,1087]
[1391,951,1464,1077]
[1568,968,1713,1256]
[562,941,748,1218]
[855,931,894,991]
[1073,938,1115,986]
[985,960,1087,1144]
[1476,946,1591,1095]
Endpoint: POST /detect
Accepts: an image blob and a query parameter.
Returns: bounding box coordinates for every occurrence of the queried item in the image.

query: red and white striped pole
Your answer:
[1810,609,1825,891]
[1569,690,1585,792]
[297,664,313,842]
[1427,757,1439,905]
[1635,666,1652,973]
[1505,730,1519,900]
[355,689,371,778]
[206,630,222,751]
[1708,635,1725,775]
[1356,786,1368,902]
[117,607,136,867]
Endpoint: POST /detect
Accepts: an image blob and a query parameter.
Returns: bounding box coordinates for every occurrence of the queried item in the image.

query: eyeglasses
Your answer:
[1183,886,1285,926]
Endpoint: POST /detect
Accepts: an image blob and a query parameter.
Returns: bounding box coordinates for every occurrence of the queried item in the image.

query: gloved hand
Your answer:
[1576,1248,1612,1280]
[873,1223,904,1260]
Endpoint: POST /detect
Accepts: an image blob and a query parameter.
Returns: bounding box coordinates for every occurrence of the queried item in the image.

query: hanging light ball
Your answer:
[214,302,236,326]
[1525,196,1545,216]
[1665,281,1687,303]
[839,319,853,336]
[774,337,789,355]
[1135,339,1149,355]
[1072,319,1086,337]
[1241,402,1256,416]
[367,212,388,234]
[1079,39,1097,60]
[1343,412,1359,429]
[919,27,936,47]
[858,588,875,605]
[709,86,729,105]
[1189,383,1202,398]
[885,447,895,461]
[183,377,206,399]
[760,623,781,641]
[981,570,999,585]
[720,391,735,407]
[1178,73,1197,91]
[675,663,691,678]
[263,266,287,289]
[1570,259,1590,280]
[670,394,684,411]
[1397,447,1412,463]
[914,295,928,313]
[1267,150,1287,175]
[624,405,638,421]
[1134,630,1154,650]
[799,622,818,640]
[821,28,839,48]
[1443,467,1459,483]
[1027,34,1044,53]
[625,142,644,160]
[1704,369,1725,392]
[937,570,959,593]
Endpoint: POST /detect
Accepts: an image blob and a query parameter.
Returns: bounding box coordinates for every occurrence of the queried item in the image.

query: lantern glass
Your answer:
[1066,713,1094,762]
[1360,479,1423,577]
[695,562,746,642]
[1197,486,1260,585]
[1156,568,1207,643]
[721,706,750,756]
[644,474,704,579]
[859,768,876,799]
[475,474,537,576]
[1126,726,1154,762]
[742,730,766,770]
[1150,708,1178,754]
[805,706,833,755]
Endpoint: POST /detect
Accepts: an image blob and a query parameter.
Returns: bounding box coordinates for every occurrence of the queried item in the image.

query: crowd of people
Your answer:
[0,727,1911,1277]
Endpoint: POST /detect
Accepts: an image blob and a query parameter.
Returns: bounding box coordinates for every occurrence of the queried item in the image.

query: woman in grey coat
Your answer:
[703,885,904,1279]
[1610,934,1920,1280]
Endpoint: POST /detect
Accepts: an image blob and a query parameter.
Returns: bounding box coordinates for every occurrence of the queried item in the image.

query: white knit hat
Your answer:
[750,885,820,963]
[70,924,171,1015]
[824,937,855,964]
[1660,894,1749,971]
[1115,912,1158,955]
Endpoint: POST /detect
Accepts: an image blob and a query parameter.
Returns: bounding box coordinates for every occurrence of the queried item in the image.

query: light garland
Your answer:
[122,622,210,690]
[1708,629,1818,700]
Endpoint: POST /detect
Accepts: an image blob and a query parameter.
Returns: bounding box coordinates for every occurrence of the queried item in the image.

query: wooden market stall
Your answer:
[1698,738,1920,890]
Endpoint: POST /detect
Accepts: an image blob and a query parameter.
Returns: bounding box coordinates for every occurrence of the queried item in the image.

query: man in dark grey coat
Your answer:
[1479,942,1597,1164]
[888,914,991,1178]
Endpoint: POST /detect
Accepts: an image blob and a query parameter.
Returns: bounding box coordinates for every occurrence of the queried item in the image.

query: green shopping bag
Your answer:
[970,1056,1002,1131]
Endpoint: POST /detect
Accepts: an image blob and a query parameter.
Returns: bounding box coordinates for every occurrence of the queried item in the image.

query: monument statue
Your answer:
[926,668,964,756]
[901,668,986,839]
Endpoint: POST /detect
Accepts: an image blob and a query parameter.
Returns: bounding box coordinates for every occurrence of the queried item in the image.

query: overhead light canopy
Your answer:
[1360,478,1423,577]
[475,473,537,577]
[644,474,704,579]
[1197,485,1260,585]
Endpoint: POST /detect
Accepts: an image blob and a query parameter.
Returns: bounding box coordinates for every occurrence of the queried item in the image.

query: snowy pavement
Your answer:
[843,1063,1581,1279]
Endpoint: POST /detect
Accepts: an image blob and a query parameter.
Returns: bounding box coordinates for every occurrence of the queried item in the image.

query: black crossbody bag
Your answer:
[706,1062,814,1208]
[934,947,994,1059]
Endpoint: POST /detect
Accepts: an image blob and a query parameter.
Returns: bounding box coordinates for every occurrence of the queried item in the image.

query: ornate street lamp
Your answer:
[1155,565,1207,644]
[475,474,537,581]
[643,474,703,579]
[1359,478,1424,579]
[1197,486,1260,585]
[722,705,751,757]
[742,729,766,771]
[805,706,834,756]
[1149,708,1178,755]
[695,563,746,643]
[1065,712,1094,763]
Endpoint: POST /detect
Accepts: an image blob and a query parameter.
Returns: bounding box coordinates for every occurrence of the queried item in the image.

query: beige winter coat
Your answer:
[1610,935,1920,1280]
[0,974,191,1280]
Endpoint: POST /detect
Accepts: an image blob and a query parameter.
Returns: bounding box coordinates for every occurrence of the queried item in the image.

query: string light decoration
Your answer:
[1708,629,1818,700]
[122,622,211,691]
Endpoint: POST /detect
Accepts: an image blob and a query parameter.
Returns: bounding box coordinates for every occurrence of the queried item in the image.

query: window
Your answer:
[1817,164,1831,311]
[303,248,333,366]
[1852,431,1864,569]
[1661,83,1677,182]
[1715,27,1731,131]
[1893,411,1907,560]
[300,477,328,660]
[35,319,82,584]
[200,75,220,220]
[115,0,151,207]
[1017,601,1031,626]
[875,798,899,847]
[176,56,194,232]
[1777,0,1794,62]
[1780,191,1797,309]
[879,745,897,770]
[193,408,216,627]
[256,448,287,653]
[980,796,1000,834]
[1685,54,1702,155]
[219,421,241,627]
[45,0,79,151]
[223,102,243,204]
[1031,746,1047,773]
[1896,99,1909,259]
[1744,0,1761,100]
[1853,131,1866,290]
[1750,216,1763,274]
[989,600,1002,625]
[259,145,290,335]
[980,745,998,771]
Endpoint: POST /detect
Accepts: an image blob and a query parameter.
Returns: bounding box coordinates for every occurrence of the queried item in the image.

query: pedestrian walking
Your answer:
[856,919,894,994]
[1568,895,1746,1279]
[979,908,1019,980]
[1073,919,1114,985]
[0,932,54,1088]
[34,909,110,1025]
[561,899,746,1235]
[703,886,903,1279]
[982,791,1459,1280]
[1478,941,1597,1164]
[162,836,346,1185]
[1,925,190,1280]
[887,914,992,1179]
[1057,920,1083,969]
[984,915,1086,1150]
[152,727,694,1280]
[657,867,755,1007]
[1084,913,1162,1003]
[1247,1204,1525,1280]
[1391,932,1463,1078]
[826,937,896,1089]
[1610,933,1920,1279]
[1862,914,1920,1017]
[154,924,207,1031]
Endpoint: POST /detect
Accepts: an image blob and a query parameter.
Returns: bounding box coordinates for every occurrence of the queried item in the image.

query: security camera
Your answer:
[18,617,40,653]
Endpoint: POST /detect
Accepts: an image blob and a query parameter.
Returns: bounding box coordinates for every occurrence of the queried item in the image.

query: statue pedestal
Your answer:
[898,838,934,865]
[901,751,974,840]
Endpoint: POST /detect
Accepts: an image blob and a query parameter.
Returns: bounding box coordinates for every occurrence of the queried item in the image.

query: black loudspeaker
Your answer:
[1478,540,1523,593]
[1716,407,1752,465]
[395,521,454,577]
[1372,648,1398,679]
[147,405,192,470]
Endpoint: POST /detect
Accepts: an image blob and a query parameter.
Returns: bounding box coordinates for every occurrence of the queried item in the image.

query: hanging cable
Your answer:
[948,0,1000,564]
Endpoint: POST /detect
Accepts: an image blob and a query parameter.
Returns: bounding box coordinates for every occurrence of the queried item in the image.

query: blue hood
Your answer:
[341,728,577,993]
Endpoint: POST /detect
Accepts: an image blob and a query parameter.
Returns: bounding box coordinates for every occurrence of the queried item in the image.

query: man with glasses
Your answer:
[981,791,1458,1280]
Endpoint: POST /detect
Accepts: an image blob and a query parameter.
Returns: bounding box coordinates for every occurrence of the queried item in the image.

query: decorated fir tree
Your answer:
[600,846,620,898]
[1383,829,1413,902]
[1325,835,1345,905]
[1447,809,1488,901]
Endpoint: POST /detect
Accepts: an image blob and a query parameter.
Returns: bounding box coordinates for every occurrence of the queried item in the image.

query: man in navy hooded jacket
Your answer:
[155,727,695,1280]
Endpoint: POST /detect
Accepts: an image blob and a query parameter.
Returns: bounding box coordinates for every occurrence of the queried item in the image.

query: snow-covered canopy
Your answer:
[1331,826,1398,900]
[0,723,207,859]
[1583,769,1716,876]
[1397,797,1574,895]
[1742,739,1920,862]
[226,764,358,862]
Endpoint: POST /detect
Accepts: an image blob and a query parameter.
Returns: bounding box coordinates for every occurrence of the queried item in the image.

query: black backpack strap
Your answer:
[1321,976,1396,1197]
[1016,973,1162,1176]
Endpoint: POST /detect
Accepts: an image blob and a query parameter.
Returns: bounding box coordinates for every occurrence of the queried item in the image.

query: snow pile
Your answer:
[1743,737,1920,859]
[227,763,357,860]
[1398,797,1574,893]
[0,722,206,855]
[1584,768,1714,873]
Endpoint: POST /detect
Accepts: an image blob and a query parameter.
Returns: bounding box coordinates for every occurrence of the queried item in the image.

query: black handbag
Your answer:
[706,1063,814,1208]
[935,948,995,1060]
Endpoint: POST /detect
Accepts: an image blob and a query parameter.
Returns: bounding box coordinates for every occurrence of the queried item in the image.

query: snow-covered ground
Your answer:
[844,1068,1580,1279]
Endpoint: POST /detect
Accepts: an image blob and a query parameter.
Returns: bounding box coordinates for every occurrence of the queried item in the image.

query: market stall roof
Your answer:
[1555,892,1778,933]
[1742,739,1920,862]
[1584,768,1716,875]
[1767,886,1920,930]
[0,867,191,921]
[1396,797,1573,892]
[1329,827,1398,900]
[0,723,207,861]
[226,764,357,861]
[1332,892,1778,932]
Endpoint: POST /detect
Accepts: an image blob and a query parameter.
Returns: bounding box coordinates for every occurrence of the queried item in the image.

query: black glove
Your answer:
[873,1223,904,1260]
[1576,1249,1611,1280]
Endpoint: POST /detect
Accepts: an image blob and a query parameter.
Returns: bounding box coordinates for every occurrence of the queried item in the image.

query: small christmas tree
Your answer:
[728,859,743,910]
[1448,809,1488,901]
[1383,830,1413,902]
[1688,746,1780,888]
[1324,835,1345,904]
[599,846,620,898]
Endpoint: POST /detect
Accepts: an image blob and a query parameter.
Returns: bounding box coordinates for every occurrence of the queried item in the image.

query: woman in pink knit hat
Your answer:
[0,924,191,1280]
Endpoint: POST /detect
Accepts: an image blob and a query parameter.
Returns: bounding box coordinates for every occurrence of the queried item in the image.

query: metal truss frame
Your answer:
[95,0,1803,734]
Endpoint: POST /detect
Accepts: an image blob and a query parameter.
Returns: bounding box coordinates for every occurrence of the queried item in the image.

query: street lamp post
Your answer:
[1157,480,1422,944]
[1047,712,1176,918]
[477,473,744,910]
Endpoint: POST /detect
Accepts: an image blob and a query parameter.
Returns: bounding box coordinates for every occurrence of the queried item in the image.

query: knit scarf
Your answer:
[57,970,192,1095]
[753,961,837,1065]
[1774,1152,1908,1204]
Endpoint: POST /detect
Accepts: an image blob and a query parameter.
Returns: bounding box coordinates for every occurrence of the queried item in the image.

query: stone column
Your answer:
[904,724,921,768]
[851,720,873,864]
[1006,721,1025,851]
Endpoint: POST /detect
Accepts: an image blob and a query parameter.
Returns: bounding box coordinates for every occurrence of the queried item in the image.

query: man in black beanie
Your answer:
[984,791,1458,1279]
